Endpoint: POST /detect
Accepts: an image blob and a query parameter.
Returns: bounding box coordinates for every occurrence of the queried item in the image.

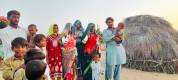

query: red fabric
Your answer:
[84,34,98,55]
[65,63,74,80]
[64,36,76,49]
[46,35,63,77]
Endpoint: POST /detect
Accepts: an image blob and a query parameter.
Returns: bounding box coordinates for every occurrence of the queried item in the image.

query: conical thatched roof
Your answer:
[123,15,178,74]
[173,32,178,44]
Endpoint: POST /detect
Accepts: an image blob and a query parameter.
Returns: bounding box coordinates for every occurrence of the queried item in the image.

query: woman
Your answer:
[72,20,84,77]
[62,23,77,80]
[47,24,63,80]
[82,23,99,80]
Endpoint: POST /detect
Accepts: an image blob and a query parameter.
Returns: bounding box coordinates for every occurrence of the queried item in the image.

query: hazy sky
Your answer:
[0,0,178,33]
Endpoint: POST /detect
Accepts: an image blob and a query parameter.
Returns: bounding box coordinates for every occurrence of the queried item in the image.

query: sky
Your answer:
[0,0,178,33]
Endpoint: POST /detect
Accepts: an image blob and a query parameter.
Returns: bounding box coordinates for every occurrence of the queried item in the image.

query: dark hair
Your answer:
[11,37,28,49]
[28,24,37,29]
[118,22,124,28]
[33,34,46,46]
[53,24,58,27]
[92,45,101,58]
[7,10,20,18]
[25,60,46,80]
[105,17,114,23]
[93,53,101,58]
[24,49,45,64]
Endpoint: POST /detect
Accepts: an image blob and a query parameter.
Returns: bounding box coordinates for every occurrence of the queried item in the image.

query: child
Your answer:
[27,24,38,48]
[91,53,102,80]
[115,22,124,44]
[33,34,51,80]
[2,37,28,80]
[47,24,63,80]
[33,34,47,59]
[13,48,46,80]
[25,60,47,80]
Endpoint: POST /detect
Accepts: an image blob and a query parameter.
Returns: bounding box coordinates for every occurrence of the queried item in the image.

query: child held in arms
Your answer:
[115,22,124,44]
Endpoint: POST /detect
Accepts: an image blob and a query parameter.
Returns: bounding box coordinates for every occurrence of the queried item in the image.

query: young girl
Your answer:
[47,24,63,80]
[62,23,77,80]
[33,34,50,80]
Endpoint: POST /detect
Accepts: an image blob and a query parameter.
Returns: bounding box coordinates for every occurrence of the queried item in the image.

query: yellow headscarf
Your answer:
[48,24,59,36]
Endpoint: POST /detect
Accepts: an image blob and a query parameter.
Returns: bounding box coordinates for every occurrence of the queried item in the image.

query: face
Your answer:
[28,26,37,36]
[39,38,47,47]
[106,20,114,28]
[13,46,27,59]
[77,23,81,30]
[90,26,95,33]
[8,14,20,26]
[39,74,46,80]
[53,26,59,34]
[93,54,100,63]
[118,23,124,30]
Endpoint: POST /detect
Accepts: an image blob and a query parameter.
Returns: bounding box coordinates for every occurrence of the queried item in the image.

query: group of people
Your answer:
[0,10,126,80]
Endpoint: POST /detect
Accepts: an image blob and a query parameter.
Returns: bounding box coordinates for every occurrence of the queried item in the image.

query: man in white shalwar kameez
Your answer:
[0,10,27,59]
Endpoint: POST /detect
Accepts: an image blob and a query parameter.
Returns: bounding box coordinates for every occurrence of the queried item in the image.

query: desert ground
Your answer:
[0,50,178,80]
[1,68,178,80]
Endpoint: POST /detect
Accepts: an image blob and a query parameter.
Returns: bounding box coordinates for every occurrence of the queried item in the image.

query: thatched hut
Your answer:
[173,32,178,44]
[123,15,178,74]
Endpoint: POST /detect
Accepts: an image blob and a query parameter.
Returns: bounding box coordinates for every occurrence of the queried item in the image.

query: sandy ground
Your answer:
[99,49,178,80]
[1,68,178,80]
[0,49,178,80]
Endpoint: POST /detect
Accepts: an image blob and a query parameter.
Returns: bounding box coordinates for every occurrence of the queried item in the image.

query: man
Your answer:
[103,17,126,80]
[0,10,27,59]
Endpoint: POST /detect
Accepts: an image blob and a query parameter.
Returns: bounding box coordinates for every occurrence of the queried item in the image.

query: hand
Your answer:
[17,64,26,69]
[87,31,90,34]
[20,64,26,69]
[113,36,121,42]
[115,33,120,37]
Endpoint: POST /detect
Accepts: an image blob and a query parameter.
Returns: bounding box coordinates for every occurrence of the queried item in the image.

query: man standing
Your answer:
[103,17,126,80]
[0,10,27,59]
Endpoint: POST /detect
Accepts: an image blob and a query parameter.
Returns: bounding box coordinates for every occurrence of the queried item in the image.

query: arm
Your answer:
[2,59,14,80]
[46,38,50,63]
[82,35,89,44]
[102,30,115,43]
[62,37,67,45]
[13,69,25,80]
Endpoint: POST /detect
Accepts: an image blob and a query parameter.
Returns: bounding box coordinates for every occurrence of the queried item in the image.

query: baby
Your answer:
[115,22,124,44]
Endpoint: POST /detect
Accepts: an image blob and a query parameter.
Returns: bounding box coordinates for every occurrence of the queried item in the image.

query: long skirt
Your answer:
[82,53,92,80]
[76,42,84,76]
[62,48,76,80]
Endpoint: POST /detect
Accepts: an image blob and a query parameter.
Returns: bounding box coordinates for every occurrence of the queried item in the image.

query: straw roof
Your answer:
[123,15,178,74]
